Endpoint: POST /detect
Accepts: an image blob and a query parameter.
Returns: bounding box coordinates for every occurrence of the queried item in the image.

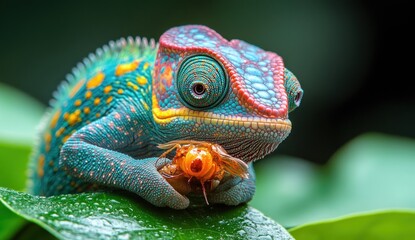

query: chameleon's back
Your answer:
[28,37,158,195]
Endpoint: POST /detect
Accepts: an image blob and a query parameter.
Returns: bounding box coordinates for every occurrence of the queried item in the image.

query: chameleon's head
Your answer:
[152,25,303,162]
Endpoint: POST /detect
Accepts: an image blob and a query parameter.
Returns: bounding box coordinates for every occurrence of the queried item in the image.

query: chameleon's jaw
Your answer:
[212,117,291,162]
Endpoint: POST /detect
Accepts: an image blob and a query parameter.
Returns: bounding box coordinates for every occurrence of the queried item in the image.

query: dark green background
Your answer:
[0,0,413,164]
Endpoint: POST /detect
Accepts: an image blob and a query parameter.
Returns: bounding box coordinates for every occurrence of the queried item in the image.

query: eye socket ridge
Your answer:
[176,54,229,110]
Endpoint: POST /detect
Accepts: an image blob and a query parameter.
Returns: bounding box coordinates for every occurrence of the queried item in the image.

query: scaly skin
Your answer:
[28,25,303,209]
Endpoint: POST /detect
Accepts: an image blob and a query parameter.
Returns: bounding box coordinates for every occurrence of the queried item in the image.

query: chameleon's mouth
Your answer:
[153,107,292,132]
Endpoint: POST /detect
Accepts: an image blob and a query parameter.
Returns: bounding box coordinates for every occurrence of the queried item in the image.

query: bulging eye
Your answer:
[284,69,303,112]
[177,55,228,109]
[294,90,303,107]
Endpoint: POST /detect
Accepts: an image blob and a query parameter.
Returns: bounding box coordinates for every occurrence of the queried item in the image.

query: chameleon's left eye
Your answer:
[177,55,228,110]
[285,69,303,112]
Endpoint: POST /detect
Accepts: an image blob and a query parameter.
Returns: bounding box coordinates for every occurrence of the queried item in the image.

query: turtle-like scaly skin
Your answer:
[28,25,303,209]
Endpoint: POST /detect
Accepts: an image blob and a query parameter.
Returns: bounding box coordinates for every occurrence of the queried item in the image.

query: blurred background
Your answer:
[0,0,413,164]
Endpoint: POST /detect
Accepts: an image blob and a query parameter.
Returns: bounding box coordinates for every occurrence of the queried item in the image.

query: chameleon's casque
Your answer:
[28,25,303,209]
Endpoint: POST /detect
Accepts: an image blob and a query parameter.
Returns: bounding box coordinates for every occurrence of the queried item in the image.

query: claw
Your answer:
[201,181,209,205]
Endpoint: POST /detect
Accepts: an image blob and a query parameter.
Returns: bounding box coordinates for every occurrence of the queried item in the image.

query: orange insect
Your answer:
[157,140,249,205]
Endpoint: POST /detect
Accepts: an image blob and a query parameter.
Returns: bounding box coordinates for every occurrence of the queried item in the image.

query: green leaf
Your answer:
[0,187,293,239]
[0,143,32,238]
[251,133,415,226]
[0,83,45,145]
[289,210,415,239]
[9,222,57,240]
[0,142,32,191]
[0,203,26,240]
[0,84,45,239]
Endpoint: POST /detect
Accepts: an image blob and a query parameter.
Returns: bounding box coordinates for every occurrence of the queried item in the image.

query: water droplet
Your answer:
[258,235,272,240]
[118,233,130,240]
[237,230,246,236]
[109,199,120,204]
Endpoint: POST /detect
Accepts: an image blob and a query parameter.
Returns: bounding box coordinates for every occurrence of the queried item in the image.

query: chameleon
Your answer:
[28,25,303,209]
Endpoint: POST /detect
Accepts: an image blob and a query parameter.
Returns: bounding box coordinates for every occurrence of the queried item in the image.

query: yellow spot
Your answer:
[86,72,105,89]
[140,99,149,110]
[74,99,82,106]
[143,62,149,70]
[117,89,124,94]
[106,96,113,104]
[127,82,139,91]
[62,130,76,143]
[50,110,61,129]
[44,132,52,143]
[67,110,81,126]
[56,127,65,137]
[96,113,101,118]
[63,112,69,120]
[44,132,52,152]
[84,107,90,114]
[104,85,112,94]
[136,76,148,86]
[37,154,45,177]
[62,135,71,143]
[69,79,85,98]
[94,98,101,105]
[115,60,139,76]
[67,115,77,125]
[85,91,92,99]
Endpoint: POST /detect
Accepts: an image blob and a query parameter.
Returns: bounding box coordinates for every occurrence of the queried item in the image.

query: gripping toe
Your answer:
[133,157,190,209]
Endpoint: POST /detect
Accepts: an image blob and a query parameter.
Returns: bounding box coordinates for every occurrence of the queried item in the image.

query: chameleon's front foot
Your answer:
[208,163,256,206]
[61,142,190,209]
[130,157,190,209]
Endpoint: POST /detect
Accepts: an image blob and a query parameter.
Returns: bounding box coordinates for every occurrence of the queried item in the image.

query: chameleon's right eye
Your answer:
[176,55,228,110]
